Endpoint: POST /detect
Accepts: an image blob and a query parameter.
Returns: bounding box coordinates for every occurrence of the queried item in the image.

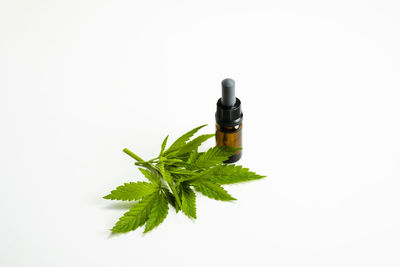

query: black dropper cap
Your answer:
[215,78,243,127]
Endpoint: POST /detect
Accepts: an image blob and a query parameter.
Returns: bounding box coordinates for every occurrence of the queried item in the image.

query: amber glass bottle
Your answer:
[215,78,243,163]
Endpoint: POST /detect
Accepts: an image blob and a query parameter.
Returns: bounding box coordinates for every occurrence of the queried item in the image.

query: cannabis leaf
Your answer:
[103,124,266,234]
[193,146,242,168]
[111,192,158,233]
[164,124,206,154]
[163,188,180,213]
[167,134,215,157]
[144,192,169,233]
[138,168,160,185]
[159,135,169,157]
[180,183,197,219]
[103,182,158,201]
[192,180,236,201]
[209,165,266,184]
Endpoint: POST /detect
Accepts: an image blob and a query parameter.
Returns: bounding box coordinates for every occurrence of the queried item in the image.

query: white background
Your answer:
[1,0,399,266]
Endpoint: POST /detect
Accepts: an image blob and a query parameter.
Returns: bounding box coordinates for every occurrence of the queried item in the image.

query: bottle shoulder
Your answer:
[216,122,242,133]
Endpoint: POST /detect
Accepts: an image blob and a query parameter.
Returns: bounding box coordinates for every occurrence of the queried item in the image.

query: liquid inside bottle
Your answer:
[216,123,242,163]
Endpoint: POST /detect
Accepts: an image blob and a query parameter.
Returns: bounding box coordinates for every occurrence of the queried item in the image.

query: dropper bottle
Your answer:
[215,78,243,163]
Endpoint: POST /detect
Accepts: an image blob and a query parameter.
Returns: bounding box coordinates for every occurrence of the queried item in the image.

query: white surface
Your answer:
[1,0,400,266]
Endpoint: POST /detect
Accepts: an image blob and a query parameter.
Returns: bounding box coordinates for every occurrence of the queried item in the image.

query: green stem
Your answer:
[159,162,182,210]
[135,160,155,166]
[123,148,144,162]
[123,148,182,210]
[149,156,160,162]
[123,148,160,175]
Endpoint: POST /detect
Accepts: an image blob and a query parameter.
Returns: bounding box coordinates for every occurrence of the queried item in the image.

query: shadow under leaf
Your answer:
[103,201,137,210]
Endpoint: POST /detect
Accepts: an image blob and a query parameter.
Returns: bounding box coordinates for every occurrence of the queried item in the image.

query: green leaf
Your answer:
[193,146,242,168]
[144,192,169,233]
[138,168,160,185]
[160,163,182,210]
[160,163,172,184]
[103,181,158,201]
[164,158,184,166]
[187,149,199,164]
[168,167,198,176]
[104,124,268,234]
[159,135,169,157]
[209,165,266,185]
[164,124,207,154]
[111,192,157,233]
[180,183,197,219]
[168,134,215,157]
[192,180,236,201]
[178,167,215,183]
[163,188,180,213]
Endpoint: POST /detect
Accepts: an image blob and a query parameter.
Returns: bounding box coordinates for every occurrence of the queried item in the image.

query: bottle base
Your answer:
[223,153,242,164]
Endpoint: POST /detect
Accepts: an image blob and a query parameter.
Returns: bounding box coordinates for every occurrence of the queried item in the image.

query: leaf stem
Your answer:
[123,148,160,175]
[124,148,183,210]
[123,148,144,162]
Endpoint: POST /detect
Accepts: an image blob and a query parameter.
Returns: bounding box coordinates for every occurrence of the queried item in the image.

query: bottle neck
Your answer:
[215,98,243,127]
